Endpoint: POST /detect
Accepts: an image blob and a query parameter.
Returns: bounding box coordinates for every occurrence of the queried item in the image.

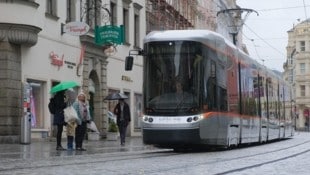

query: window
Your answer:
[134,14,139,47]
[123,8,129,43]
[300,41,305,52]
[300,63,306,74]
[86,0,98,28]
[110,1,117,25]
[123,0,131,44]
[133,3,142,48]
[289,69,294,84]
[300,85,305,97]
[66,0,76,22]
[86,0,95,28]
[46,0,57,16]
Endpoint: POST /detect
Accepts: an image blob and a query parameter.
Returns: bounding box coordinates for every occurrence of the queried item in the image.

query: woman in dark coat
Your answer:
[114,99,131,146]
[52,90,67,150]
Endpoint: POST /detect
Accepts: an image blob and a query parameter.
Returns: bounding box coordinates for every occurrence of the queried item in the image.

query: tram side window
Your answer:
[207,61,217,110]
[219,87,227,111]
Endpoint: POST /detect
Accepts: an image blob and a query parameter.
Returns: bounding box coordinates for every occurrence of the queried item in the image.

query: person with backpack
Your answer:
[49,90,67,150]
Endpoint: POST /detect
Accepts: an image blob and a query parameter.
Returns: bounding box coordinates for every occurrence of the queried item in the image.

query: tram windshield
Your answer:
[143,41,203,115]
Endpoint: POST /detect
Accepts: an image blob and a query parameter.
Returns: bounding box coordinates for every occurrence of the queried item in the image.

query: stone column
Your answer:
[0,23,41,143]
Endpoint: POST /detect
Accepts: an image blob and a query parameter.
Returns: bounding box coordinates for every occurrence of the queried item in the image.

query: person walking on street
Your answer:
[73,91,91,151]
[114,99,131,146]
[49,90,67,151]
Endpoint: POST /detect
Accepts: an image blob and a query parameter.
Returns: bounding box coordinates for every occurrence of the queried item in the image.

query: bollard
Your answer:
[20,109,31,144]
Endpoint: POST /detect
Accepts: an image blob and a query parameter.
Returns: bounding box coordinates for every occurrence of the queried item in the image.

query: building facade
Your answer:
[284,19,310,130]
[0,0,145,143]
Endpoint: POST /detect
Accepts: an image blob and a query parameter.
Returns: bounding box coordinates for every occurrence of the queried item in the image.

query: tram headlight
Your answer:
[143,116,149,122]
[193,116,199,121]
[148,117,153,123]
[187,117,192,122]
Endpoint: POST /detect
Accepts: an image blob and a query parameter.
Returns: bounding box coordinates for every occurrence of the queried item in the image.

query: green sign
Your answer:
[95,25,124,45]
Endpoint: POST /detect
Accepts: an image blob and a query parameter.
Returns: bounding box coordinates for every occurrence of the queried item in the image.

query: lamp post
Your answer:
[216,8,258,46]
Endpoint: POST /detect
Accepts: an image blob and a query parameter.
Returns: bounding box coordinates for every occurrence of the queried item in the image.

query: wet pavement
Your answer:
[0,136,154,160]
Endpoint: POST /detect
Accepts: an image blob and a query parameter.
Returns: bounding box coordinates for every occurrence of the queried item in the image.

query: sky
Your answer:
[236,0,310,72]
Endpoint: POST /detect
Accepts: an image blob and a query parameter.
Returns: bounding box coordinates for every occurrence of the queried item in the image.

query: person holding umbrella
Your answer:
[114,98,131,146]
[50,90,67,150]
[49,81,79,151]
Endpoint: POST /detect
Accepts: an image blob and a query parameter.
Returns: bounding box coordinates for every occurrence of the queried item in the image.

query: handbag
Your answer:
[64,105,79,122]
[87,121,99,133]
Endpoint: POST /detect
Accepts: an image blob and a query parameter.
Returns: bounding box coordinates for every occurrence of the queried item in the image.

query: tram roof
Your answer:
[144,30,286,82]
[144,30,237,49]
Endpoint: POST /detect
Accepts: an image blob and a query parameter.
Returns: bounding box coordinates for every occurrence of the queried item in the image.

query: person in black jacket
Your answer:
[114,99,131,146]
[52,90,67,150]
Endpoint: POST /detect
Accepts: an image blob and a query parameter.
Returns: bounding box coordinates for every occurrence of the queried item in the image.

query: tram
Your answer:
[126,30,294,149]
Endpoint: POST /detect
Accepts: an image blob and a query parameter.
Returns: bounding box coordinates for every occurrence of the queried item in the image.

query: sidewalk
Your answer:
[0,136,152,160]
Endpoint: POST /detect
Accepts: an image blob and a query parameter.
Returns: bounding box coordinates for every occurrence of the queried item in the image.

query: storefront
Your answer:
[22,35,84,138]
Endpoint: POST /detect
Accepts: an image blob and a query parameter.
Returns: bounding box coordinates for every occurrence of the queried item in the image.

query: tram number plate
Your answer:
[157,117,182,124]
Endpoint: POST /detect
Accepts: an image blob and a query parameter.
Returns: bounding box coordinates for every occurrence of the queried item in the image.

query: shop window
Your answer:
[134,93,142,130]
[27,80,45,129]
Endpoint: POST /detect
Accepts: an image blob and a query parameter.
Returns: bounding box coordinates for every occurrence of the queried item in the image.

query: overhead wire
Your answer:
[256,5,310,12]
[243,24,286,58]
[242,1,309,62]
[303,0,308,20]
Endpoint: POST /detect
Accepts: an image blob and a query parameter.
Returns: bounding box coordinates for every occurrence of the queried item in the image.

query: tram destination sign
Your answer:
[95,25,124,45]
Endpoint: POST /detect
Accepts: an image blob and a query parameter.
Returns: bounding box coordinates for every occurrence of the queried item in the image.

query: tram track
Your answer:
[142,139,310,174]
[0,149,176,172]
[215,148,310,175]
[2,138,310,174]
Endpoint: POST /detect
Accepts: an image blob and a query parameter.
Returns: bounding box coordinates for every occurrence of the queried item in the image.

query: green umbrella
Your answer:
[50,81,79,94]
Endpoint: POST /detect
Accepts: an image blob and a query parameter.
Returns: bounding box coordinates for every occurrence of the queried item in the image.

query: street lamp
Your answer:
[216,8,259,45]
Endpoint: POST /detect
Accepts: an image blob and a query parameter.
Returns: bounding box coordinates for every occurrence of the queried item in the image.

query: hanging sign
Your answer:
[95,25,124,45]
[62,21,90,36]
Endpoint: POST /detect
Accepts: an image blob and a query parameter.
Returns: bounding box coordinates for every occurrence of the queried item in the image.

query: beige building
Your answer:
[0,0,145,143]
[284,19,310,130]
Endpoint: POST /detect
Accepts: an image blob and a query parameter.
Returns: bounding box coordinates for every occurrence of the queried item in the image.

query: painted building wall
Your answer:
[105,0,145,136]
[20,1,83,138]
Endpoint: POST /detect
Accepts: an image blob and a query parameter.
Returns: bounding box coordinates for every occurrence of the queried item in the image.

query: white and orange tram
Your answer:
[126,30,294,149]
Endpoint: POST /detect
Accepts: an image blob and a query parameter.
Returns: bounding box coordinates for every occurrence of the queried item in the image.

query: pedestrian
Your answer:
[49,90,67,150]
[73,91,91,151]
[64,88,79,151]
[114,99,131,146]
[65,117,78,150]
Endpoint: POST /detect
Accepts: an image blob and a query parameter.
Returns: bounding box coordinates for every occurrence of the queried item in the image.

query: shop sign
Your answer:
[49,52,77,70]
[95,25,124,45]
[64,61,76,69]
[63,21,90,36]
[122,75,132,82]
[50,52,64,68]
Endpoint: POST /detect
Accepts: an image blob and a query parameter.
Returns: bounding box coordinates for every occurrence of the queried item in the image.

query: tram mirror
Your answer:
[125,56,133,71]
